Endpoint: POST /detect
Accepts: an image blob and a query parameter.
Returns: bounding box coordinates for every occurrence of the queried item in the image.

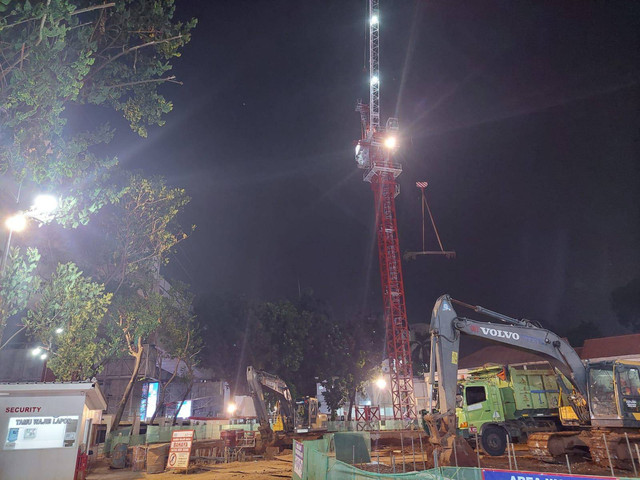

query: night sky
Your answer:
[100,1,639,336]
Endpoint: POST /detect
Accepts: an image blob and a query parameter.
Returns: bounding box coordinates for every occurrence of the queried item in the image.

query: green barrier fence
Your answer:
[293,434,637,480]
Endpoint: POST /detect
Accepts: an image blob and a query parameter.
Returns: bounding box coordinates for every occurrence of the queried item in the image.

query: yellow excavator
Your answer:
[424,294,640,470]
[246,366,326,451]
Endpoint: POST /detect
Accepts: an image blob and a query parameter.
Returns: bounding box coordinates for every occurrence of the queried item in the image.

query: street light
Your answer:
[5,213,27,232]
[1,193,58,275]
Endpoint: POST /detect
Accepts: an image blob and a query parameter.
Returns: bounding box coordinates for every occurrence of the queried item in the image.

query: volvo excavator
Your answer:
[246,366,326,451]
[424,294,640,470]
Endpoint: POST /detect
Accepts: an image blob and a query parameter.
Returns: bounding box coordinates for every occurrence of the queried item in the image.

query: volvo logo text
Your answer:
[480,327,520,340]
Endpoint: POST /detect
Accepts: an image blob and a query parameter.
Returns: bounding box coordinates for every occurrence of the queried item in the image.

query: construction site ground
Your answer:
[87,441,628,479]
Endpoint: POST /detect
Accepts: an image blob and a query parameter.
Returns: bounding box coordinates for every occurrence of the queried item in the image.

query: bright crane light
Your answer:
[40,353,48,360]
[370,75,379,85]
[371,15,379,25]
[375,377,387,389]
[6,213,27,232]
[384,136,397,149]
[33,194,58,214]
[31,347,42,356]
[226,402,237,415]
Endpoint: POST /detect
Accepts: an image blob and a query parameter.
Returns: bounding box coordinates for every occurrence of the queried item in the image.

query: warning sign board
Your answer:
[166,430,194,470]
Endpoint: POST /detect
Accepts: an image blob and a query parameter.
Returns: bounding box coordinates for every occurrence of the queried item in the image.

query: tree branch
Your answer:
[105,76,182,89]
[90,35,183,78]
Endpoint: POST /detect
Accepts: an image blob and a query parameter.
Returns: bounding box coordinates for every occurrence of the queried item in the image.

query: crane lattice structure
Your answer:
[354,0,416,421]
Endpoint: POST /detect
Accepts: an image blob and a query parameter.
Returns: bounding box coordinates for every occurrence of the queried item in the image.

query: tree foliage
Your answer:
[0,246,40,336]
[0,0,196,195]
[24,262,112,380]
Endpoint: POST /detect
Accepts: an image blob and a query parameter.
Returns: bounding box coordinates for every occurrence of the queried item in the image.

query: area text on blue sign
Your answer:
[482,469,616,480]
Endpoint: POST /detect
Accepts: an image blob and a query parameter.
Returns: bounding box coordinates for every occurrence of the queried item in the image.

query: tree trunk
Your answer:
[149,359,181,424]
[110,345,143,432]
[346,388,356,421]
[171,379,193,426]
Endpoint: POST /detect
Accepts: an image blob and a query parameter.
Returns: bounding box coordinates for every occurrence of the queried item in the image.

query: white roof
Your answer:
[0,381,107,411]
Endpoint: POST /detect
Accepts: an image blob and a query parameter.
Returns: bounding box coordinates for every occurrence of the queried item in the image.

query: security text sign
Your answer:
[166,430,194,469]
[482,468,617,480]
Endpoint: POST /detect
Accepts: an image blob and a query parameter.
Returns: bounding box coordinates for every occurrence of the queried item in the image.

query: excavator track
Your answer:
[527,431,588,463]
[528,430,640,471]
[584,430,640,471]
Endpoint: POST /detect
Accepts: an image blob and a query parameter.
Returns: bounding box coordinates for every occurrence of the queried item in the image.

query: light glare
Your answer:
[6,213,27,232]
[384,136,397,149]
[55,327,64,334]
[375,377,387,389]
[226,403,237,415]
[370,75,379,85]
[33,194,58,214]
[40,353,48,360]
[31,347,42,356]
[371,15,379,25]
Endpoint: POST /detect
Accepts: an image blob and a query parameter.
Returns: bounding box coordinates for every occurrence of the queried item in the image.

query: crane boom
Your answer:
[354,0,416,421]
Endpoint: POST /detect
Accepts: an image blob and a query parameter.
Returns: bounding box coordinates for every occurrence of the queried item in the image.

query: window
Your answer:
[589,367,617,417]
[465,386,486,405]
[619,367,640,397]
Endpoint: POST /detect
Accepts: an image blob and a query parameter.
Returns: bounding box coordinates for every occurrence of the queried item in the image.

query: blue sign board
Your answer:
[483,469,616,480]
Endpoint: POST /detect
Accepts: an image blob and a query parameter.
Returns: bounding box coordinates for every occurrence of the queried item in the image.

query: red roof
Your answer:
[580,333,640,359]
[457,333,640,370]
[458,346,548,369]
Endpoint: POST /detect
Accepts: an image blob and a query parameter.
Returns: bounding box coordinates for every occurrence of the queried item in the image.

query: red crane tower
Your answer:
[355,0,416,421]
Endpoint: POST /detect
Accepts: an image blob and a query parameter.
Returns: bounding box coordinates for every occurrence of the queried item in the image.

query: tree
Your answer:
[410,323,430,376]
[197,292,253,395]
[150,283,201,424]
[339,313,385,421]
[108,287,163,431]
[90,174,191,432]
[0,0,196,192]
[23,262,112,380]
[611,277,640,330]
[0,247,40,344]
[320,377,347,421]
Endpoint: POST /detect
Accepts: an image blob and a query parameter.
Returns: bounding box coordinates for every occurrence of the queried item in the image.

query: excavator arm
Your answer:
[425,295,591,464]
[246,366,295,445]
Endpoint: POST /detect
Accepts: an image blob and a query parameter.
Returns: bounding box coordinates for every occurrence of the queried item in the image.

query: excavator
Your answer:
[424,294,640,470]
[246,366,326,451]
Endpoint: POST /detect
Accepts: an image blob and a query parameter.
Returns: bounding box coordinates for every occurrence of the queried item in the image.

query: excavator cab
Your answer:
[588,360,640,427]
[294,396,326,432]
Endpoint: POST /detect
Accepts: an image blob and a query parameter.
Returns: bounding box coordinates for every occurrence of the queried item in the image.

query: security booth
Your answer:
[0,381,107,480]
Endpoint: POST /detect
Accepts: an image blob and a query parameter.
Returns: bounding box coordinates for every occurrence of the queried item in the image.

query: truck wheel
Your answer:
[481,425,507,456]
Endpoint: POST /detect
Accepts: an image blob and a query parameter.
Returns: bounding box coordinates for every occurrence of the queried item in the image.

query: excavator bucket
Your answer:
[438,435,477,467]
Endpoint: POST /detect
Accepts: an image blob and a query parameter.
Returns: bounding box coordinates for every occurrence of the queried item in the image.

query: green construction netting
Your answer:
[333,432,371,464]
[293,435,631,480]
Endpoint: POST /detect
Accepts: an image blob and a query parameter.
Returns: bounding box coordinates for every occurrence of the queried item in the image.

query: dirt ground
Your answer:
[87,443,629,479]
[86,454,294,480]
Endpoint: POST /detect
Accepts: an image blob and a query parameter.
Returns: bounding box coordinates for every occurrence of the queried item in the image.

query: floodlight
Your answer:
[40,353,48,360]
[370,75,379,85]
[384,136,397,149]
[226,403,237,415]
[375,377,387,389]
[371,15,379,25]
[33,194,58,214]
[31,347,42,356]
[6,213,27,232]
[55,327,64,334]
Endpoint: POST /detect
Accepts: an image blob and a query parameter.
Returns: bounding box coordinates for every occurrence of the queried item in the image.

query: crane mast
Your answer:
[355,0,416,421]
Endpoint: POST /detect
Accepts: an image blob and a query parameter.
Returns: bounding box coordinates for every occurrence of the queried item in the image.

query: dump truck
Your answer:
[423,294,640,470]
[455,364,564,455]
